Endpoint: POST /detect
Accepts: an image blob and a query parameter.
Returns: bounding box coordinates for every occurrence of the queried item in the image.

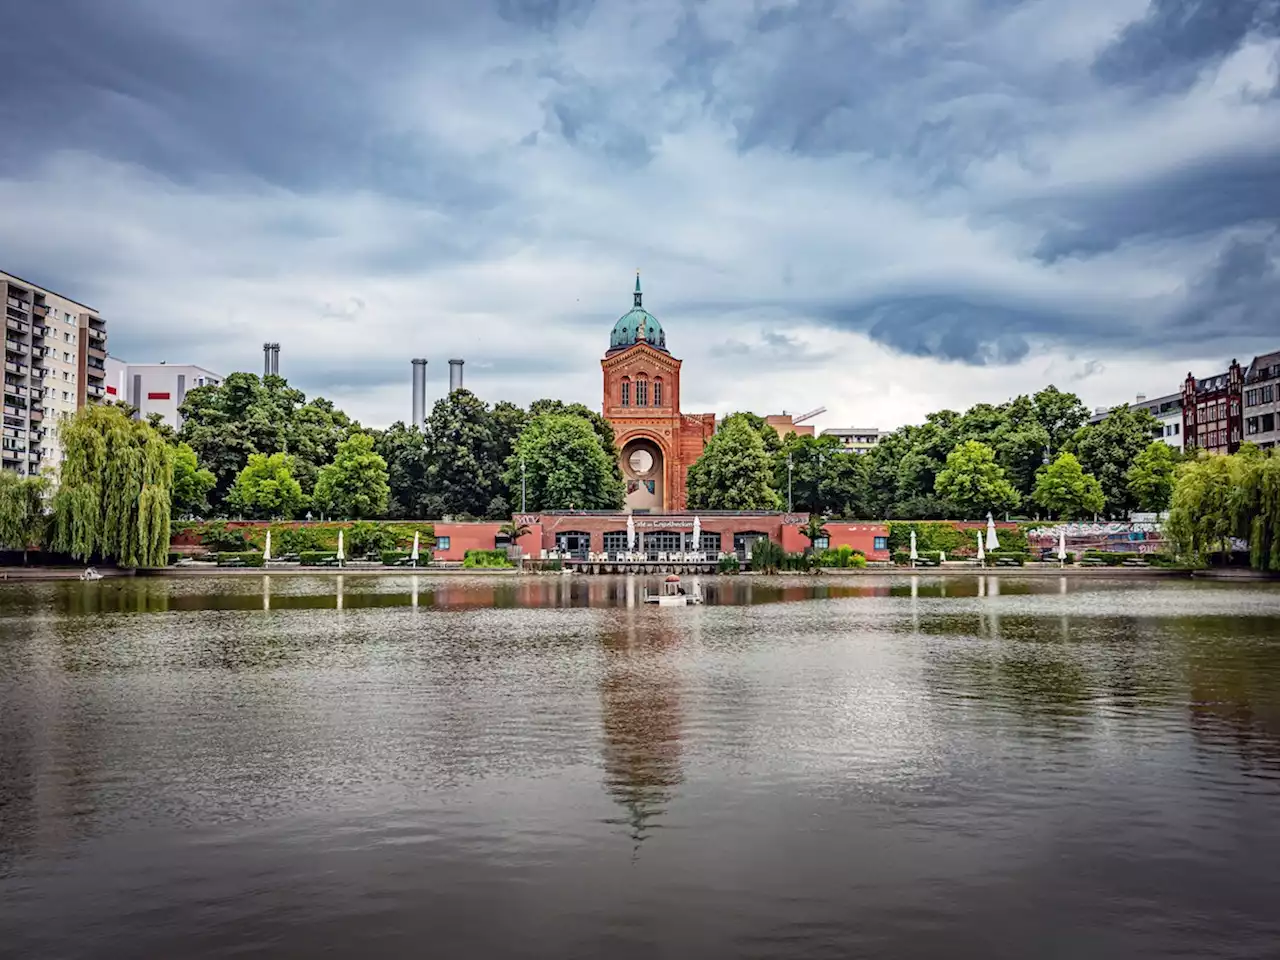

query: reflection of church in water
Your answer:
[602,274,716,512]
[599,616,685,851]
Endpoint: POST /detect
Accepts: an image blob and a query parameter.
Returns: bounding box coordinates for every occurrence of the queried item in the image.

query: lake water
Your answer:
[2,574,1280,959]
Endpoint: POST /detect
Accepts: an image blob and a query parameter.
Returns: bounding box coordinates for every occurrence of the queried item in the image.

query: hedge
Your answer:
[179,521,435,554]
[299,551,339,566]
[380,550,426,566]
[986,550,1028,566]
[463,549,511,569]
[818,545,867,568]
[718,554,740,574]
[216,551,265,567]
[1083,550,1174,567]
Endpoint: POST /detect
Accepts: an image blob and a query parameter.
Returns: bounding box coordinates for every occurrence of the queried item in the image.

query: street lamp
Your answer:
[787,453,793,512]
[521,457,527,513]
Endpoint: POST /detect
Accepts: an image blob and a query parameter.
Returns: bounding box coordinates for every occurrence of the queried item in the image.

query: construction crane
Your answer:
[790,406,826,425]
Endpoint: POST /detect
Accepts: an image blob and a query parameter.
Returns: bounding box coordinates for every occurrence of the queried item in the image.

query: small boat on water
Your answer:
[644,574,703,606]
[80,567,103,581]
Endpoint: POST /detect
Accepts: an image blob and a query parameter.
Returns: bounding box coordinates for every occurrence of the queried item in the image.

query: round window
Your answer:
[628,449,654,475]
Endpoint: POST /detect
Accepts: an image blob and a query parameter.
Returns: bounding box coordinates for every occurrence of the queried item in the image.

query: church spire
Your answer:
[634,270,642,308]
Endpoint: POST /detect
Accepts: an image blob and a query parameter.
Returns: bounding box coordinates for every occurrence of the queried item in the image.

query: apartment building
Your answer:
[1244,351,1280,451]
[103,358,222,429]
[3,271,107,476]
[820,427,882,454]
[1182,360,1244,456]
[1089,392,1184,449]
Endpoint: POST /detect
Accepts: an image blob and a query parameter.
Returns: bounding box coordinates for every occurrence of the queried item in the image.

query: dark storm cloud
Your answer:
[1029,151,1280,261]
[820,295,1080,366]
[1094,0,1279,90]
[0,0,502,204]
[1169,228,1280,346]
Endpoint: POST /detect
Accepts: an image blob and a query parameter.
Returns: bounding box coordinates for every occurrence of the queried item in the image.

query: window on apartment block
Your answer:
[1247,417,1259,435]
[436,536,450,551]
[1265,386,1276,403]
[1246,389,1259,406]
[1264,414,1277,433]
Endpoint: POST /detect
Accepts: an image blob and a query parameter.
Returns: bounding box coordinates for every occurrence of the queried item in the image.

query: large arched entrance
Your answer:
[620,437,664,512]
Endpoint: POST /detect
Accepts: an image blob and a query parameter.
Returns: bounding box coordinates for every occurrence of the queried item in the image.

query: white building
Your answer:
[820,427,882,454]
[1089,392,1183,450]
[104,359,222,430]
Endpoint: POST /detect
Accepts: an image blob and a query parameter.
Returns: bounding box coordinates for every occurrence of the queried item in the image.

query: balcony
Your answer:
[87,384,105,398]
[5,316,29,335]
[26,451,39,463]
[87,345,107,362]
[29,408,43,422]
[5,339,30,356]
[4,360,28,375]
[32,324,47,339]
[2,426,25,440]
[3,404,21,418]
[87,317,106,334]
[4,384,29,399]
[32,303,48,318]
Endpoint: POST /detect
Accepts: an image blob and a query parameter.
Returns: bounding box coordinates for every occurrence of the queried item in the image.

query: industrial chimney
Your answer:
[271,343,280,376]
[449,358,464,393]
[263,342,272,378]
[411,359,428,426]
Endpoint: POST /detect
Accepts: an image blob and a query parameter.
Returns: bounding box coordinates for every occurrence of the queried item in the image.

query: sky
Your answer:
[1,0,1277,432]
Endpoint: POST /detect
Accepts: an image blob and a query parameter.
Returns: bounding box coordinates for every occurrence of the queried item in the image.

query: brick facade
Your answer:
[1183,359,1244,455]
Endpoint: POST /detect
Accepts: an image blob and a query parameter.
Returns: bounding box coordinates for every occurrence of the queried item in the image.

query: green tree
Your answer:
[527,399,618,460]
[423,389,507,518]
[773,433,850,513]
[1031,452,1105,519]
[1166,454,1241,565]
[686,416,783,510]
[719,412,783,453]
[1033,385,1089,458]
[934,440,1020,517]
[171,442,216,518]
[990,395,1052,499]
[0,472,49,564]
[227,452,305,519]
[313,433,391,519]
[373,422,432,519]
[50,404,173,567]
[502,414,623,511]
[1231,451,1280,572]
[1068,405,1160,517]
[1126,442,1180,513]
[178,372,357,512]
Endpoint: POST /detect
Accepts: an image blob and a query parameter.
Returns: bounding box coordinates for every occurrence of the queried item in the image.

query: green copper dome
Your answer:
[608,273,668,354]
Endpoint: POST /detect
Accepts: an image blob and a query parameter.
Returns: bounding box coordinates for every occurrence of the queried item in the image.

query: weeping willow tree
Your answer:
[1167,447,1280,571]
[0,471,49,564]
[50,405,174,567]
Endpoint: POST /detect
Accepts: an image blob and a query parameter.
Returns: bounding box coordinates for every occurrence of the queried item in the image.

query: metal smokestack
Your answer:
[449,358,464,393]
[271,343,280,376]
[411,359,427,426]
[263,343,272,378]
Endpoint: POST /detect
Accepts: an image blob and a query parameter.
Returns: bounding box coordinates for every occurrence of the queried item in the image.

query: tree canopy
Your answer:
[1126,442,1180,513]
[503,413,623,511]
[686,416,782,510]
[227,452,305,520]
[177,373,357,511]
[171,442,216,518]
[313,433,391,519]
[1031,452,1105,519]
[50,404,173,567]
[0,471,49,562]
[934,440,1020,517]
[1067,404,1160,517]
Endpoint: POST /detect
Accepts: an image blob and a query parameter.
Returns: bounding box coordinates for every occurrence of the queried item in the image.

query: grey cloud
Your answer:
[820,295,1097,365]
[1028,151,1280,261]
[1094,0,1279,90]
[1168,228,1280,348]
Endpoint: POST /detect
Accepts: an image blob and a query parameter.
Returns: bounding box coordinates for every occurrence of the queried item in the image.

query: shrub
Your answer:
[818,544,867,568]
[217,551,265,567]
[276,526,332,553]
[349,521,398,557]
[167,552,180,566]
[749,537,785,573]
[300,551,339,566]
[887,522,967,555]
[717,553,740,574]
[463,549,512,569]
[201,521,250,552]
[987,550,1028,566]
[380,550,417,565]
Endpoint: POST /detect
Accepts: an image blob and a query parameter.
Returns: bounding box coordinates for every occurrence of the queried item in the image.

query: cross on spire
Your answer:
[634,270,642,308]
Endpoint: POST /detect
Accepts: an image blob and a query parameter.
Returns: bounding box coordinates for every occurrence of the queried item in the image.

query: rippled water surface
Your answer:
[3,574,1280,959]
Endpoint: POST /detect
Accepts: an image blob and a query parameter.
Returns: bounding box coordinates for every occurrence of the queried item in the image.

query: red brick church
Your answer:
[601,274,716,511]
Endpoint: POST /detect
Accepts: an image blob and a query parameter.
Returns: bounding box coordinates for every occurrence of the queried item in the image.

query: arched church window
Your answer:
[652,378,663,406]
[620,378,630,406]
[635,378,648,406]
